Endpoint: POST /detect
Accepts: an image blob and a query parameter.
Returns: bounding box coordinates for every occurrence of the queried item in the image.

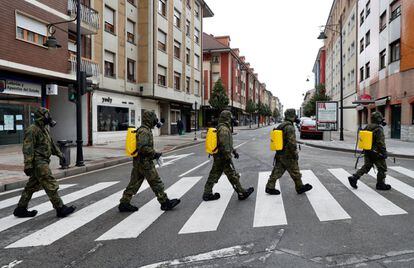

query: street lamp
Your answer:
[318,19,344,141]
[44,0,85,165]
[194,101,198,141]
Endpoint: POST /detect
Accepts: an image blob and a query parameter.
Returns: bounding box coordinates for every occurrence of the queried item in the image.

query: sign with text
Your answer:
[0,79,41,97]
[316,101,338,131]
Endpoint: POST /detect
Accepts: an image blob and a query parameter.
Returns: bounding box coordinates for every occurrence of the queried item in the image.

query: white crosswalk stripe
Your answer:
[253,172,287,227]
[302,170,351,221]
[368,170,414,200]
[389,166,414,179]
[0,182,119,233]
[96,177,202,241]
[329,168,407,216]
[0,184,76,210]
[179,176,234,234]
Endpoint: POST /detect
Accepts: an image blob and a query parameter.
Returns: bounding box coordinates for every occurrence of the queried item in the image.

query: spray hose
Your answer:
[354,127,364,170]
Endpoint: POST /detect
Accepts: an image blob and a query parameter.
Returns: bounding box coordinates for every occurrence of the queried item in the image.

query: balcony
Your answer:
[68,0,100,34]
[68,53,100,80]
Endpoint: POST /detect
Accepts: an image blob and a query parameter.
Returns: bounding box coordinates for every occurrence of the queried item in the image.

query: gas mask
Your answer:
[294,116,301,125]
[44,113,57,128]
[381,119,387,127]
[231,117,239,127]
[154,118,165,129]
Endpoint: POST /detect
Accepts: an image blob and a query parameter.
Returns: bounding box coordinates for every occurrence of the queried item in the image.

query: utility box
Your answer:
[57,140,73,169]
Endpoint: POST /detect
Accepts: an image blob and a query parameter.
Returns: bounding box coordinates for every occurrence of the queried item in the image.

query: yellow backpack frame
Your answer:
[125,127,138,157]
[358,130,373,150]
[205,128,218,155]
[270,129,284,151]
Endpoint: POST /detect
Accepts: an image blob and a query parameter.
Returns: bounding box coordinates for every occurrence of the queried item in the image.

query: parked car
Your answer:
[297,117,311,131]
[300,119,323,139]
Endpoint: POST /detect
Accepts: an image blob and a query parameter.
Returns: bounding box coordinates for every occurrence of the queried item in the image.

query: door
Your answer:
[391,105,401,139]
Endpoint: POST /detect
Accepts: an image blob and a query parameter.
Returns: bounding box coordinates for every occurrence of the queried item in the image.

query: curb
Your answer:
[298,141,414,160]
[0,140,204,193]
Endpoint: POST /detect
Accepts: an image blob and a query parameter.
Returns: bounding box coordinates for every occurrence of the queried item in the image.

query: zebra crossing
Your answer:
[0,166,413,249]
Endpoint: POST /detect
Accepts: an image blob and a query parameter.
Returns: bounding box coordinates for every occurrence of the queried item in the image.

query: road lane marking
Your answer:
[329,168,407,216]
[0,182,120,234]
[179,176,233,234]
[389,167,414,179]
[178,160,210,178]
[0,188,24,197]
[253,172,287,227]
[301,170,351,221]
[0,184,76,210]
[368,170,414,200]
[96,177,202,241]
[234,141,248,149]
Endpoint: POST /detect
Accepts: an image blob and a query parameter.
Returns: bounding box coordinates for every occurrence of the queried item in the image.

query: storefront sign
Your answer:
[0,79,41,97]
[102,97,113,104]
[316,101,338,131]
[46,84,58,95]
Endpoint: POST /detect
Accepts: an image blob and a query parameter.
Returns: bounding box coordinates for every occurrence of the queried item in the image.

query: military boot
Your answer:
[238,187,254,200]
[376,182,391,191]
[13,207,38,218]
[348,174,359,189]
[56,205,76,218]
[160,199,181,211]
[118,202,138,212]
[296,184,313,194]
[202,193,221,201]
[265,188,281,195]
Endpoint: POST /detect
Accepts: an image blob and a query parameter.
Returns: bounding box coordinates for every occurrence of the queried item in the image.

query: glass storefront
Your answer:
[97,105,129,132]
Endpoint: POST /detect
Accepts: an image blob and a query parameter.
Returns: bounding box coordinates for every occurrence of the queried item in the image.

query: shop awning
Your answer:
[374,96,390,107]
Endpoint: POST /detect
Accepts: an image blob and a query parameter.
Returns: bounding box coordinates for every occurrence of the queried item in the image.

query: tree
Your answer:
[273,108,280,120]
[209,78,229,114]
[303,84,331,117]
[245,99,257,128]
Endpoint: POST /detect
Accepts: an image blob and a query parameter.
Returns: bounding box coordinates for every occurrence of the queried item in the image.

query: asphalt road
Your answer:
[1,126,414,268]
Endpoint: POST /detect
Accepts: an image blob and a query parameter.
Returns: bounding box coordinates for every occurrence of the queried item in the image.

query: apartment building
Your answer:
[324,0,359,132]
[0,0,100,145]
[313,47,326,87]
[356,0,414,141]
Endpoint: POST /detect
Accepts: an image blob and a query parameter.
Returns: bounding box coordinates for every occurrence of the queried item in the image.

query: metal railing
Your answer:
[68,0,100,30]
[69,53,100,78]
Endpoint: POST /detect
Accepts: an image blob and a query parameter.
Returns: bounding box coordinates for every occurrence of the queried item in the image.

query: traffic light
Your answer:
[68,84,76,103]
[80,71,94,95]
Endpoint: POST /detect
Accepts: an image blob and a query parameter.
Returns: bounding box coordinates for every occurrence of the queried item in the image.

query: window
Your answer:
[15,13,47,46]
[380,11,387,32]
[104,5,115,34]
[365,62,370,79]
[212,72,220,83]
[360,10,365,25]
[360,67,364,82]
[186,0,191,9]
[97,106,129,132]
[360,38,364,53]
[351,69,355,83]
[186,20,190,37]
[127,19,135,44]
[158,65,167,86]
[212,55,220,63]
[194,54,200,69]
[366,1,371,17]
[194,28,200,44]
[158,0,167,17]
[170,110,181,125]
[380,50,386,69]
[174,40,181,59]
[194,2,200,19]
[104,50,116,78]
[186,76,190,93]
[127,0,135,5]
[127,59,135,82]
[365,31,370,46]
[186,48,190,65]
[174,72,181,90]
[174,9,181,28]
[390,39,401,62]
[390,1,401,22]
[194,80,200,95]
[158,29,167,52]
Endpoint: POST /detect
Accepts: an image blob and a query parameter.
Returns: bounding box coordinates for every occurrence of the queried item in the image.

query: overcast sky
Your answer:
[203,0,333,110]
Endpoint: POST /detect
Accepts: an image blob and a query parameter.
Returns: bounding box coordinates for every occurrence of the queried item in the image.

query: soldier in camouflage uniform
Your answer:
[13,108,76,218]
[119,111,180,212]
[266,109,312,195]
[203,110,254,201]
[348,112,391,190]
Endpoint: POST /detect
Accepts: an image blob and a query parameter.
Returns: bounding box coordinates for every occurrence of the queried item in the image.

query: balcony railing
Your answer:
[68,0,100,31]
[68,53,100,79]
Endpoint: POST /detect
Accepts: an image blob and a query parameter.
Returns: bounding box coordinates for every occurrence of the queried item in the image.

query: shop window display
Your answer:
[97,106,129,132]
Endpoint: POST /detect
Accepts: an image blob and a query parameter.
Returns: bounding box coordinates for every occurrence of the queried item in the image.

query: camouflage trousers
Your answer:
[18,162,63,209]
[120,158,168,204]
[204,155,246,195]
[355,153,387,183]
[266,155,304,191]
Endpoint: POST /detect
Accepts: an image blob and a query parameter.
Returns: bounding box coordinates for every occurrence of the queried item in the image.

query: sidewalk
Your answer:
[0,132,203,192]
[298,130,414,159]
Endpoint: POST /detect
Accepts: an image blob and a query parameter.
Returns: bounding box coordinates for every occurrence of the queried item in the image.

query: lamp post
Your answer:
[194,101,198,141]
[44,0,85,165]
[318,18,344,141]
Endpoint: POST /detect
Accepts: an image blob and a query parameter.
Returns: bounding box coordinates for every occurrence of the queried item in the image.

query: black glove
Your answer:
[24,168,33,177]
[233,150,239,159]
[154,152,162,160]
[381,152,388,159]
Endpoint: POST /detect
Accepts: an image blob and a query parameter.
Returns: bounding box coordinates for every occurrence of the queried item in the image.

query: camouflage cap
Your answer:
[218,110,232,125]
[34,107,50,120]
[284,109,297,122]
[371,111,383,124]
[142,110,157,128]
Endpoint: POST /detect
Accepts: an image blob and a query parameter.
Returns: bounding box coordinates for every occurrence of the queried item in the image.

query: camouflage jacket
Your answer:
[276,121,298,158]
[136,125,156,160]
[23,122,63,169]
[217,122,233,160]
[365,123,387,156]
